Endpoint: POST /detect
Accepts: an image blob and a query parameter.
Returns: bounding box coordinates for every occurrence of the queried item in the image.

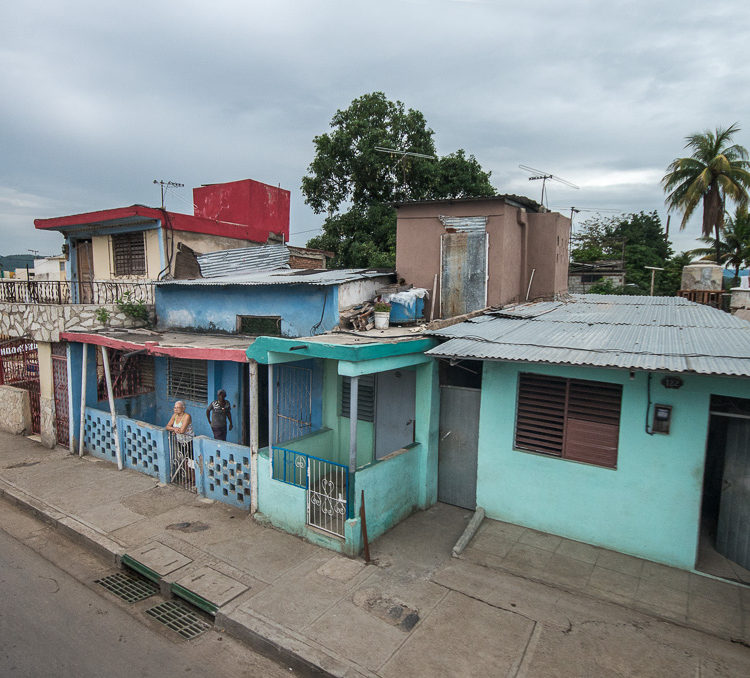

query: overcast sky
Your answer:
[2,0,749,261]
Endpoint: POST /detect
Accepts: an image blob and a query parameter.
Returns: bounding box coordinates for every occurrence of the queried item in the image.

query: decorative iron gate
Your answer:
[51,343,69,445]
[0,338,40,434]
[307,456,348,537]
[168,432,197,492]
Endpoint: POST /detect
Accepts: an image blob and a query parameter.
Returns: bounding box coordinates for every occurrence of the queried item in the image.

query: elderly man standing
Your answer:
[206,389,233,440]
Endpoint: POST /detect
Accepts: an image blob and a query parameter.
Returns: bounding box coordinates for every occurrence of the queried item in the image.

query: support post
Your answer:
[267,363,274,478]
[348,376,358,518]
[249,360,259,514]
[78,343,88,457]
[101,346,123,470]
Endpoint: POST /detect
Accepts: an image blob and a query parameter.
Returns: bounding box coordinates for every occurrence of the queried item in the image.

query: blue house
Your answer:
[425,295,750,574]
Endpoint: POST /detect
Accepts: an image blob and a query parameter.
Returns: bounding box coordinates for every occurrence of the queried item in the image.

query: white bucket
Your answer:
[373,311,390,330]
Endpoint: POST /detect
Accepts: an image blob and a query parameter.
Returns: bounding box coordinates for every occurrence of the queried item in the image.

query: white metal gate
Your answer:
[306,456,348,537]
[169,432,196,492]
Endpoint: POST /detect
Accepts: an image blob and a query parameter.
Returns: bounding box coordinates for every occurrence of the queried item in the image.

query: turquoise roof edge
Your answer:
[246,335,438,364]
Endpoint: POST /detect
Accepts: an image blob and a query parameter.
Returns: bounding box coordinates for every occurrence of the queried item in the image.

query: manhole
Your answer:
[95,572,159,603]
[145,601,212,640]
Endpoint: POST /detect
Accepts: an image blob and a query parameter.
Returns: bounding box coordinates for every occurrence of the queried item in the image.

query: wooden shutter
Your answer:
[341,374,376,422]
[112,232,146,276]
[564,379,622,468]
[515,373,566,456]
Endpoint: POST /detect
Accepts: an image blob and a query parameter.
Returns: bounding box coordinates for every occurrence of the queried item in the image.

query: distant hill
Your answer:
[0,254,37,272]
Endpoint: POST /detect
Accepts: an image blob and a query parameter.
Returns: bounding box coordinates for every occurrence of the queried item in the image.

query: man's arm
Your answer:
[206,403,212,424]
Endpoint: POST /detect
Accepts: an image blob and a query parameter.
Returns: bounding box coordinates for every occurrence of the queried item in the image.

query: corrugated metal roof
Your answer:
[157,268,393,287]
[438,215,487,231]
[197,244,290,277]
[427,295,750,376]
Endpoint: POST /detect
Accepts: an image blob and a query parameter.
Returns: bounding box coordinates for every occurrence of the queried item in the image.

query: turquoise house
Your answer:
[426,295,750,574]
[246,332,439,555]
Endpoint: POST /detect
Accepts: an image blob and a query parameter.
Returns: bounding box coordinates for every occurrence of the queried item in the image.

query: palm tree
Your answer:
[662,123,750,263]
[688,207,750,280]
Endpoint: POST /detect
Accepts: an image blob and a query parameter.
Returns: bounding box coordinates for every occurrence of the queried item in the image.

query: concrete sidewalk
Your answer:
[1,433,749,677]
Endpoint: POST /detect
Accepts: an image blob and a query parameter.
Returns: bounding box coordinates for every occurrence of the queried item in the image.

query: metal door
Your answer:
[440,231,488,318]
[76,239,94,303]
[0,338,40,434]
[374,369,416,459]
[274,364,312,444]
[716,418,750,569]
[438,385,480,509]
[51,343,69,445]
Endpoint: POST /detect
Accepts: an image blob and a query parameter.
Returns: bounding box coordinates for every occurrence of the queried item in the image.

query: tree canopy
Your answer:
[662,123,750,262]
[303,92,495,267]
[571,211,687,296]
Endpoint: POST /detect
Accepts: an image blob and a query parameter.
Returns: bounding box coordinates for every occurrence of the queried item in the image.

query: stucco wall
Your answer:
[156,284,339,337]
[0,386,31,435]
[526,212,570,299]
[0,302,154,343]
[475,361,750,570]
[338,276,393,311]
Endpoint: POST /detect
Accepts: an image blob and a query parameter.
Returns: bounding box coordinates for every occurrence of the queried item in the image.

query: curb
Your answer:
[0,475,372,678]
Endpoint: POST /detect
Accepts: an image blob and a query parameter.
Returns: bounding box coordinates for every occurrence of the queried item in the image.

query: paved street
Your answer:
[0,500,292,678]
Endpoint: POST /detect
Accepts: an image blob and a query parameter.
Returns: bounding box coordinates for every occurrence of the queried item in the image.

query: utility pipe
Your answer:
[101,346,123,470]
[249,360,259,514]
[78,342,87,457]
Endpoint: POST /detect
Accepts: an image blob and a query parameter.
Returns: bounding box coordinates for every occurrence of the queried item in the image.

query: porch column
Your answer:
[249,360,259,514]
[267,363,274,478]
[101,346,124,470]
[78,342,88,457]
[37,341,56,449]
[348,375,358,516]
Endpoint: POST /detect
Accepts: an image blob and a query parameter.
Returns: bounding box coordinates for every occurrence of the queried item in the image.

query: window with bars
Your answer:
[167,358,208,402]
[341,374,376,422]
[112,232,146,276]
[96,350,154,401]
[514,373,622,469]
[237,315,281,336]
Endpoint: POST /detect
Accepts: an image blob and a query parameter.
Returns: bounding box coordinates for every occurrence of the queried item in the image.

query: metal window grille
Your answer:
[515,373,622,469]
[274,364,312,443]
[167,358,208,402]
[341,374,375,422]
[96,350,155,401]
[112,232,146,276]
[237,315,281,336]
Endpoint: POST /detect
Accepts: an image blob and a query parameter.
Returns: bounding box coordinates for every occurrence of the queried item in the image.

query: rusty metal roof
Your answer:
[158,268,394,287]
[426,295,750,376]
[197,243,290,277]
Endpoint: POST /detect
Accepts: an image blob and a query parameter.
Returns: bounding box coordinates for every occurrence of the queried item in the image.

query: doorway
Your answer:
[75,239,94,303]
[698,395,750,582]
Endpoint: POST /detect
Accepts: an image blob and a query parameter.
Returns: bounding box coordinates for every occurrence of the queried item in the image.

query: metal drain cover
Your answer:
[145,601,212,640]
[95,572,159,603]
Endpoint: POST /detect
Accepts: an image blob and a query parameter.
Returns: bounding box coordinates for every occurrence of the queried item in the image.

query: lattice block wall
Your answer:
[196,439,251,509]
[120,417,169,483]
[83,408,118,462]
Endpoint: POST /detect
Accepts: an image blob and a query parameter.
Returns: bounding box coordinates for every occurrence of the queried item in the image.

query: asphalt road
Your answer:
[0,500,293,678]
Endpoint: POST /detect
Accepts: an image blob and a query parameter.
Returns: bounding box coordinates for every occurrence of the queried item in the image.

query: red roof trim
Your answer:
[60,332,249,363]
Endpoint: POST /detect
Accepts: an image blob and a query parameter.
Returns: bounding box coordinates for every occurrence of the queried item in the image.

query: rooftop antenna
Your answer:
[27,249,40,257]
[519,164,579,208]
[153,179,184,209]
[375,146,437,188]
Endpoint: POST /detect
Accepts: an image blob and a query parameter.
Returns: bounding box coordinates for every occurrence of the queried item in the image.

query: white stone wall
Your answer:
[0,386,31,435]
[0,302,155,342]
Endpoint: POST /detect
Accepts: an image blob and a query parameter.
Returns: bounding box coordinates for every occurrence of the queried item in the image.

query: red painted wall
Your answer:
[193,179,290,243]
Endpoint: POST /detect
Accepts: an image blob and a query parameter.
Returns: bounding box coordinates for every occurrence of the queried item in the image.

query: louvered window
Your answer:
[341,374,376,422]
[112,232,146,276]
[514,373,622,469]
[167,358,208,403]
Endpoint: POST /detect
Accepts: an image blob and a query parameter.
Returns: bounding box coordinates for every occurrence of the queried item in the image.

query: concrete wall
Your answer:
[338,277,392,311]
[0,301,153,343]
[156,284,339,337]
[474,361,750,570]
[0,386,31,434]
[395,201,570,317]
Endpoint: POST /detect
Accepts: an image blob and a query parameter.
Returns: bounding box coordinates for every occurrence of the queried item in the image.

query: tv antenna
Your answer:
[375,146,437,186]
[153,179,184,209]
[519,165,579,207]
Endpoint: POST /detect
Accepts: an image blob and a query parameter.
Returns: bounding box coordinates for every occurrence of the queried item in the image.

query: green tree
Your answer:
[302,92,494,267]
[662,123,750,264]
[688,206,750,282]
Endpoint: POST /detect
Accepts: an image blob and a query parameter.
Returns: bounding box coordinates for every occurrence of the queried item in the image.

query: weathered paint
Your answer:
[246,335,437,364]
[156,284,339,337]
[475,361,750,569]
[337,353,431,377]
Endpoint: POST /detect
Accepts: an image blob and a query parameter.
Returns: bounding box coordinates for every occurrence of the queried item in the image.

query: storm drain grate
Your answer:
[145,601,212,640]
[95,572,159,603]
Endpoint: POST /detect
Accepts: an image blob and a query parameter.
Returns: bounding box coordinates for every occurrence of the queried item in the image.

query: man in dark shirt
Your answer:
[206,389,233,440]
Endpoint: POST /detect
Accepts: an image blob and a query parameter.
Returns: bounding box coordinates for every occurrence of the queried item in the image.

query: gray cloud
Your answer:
[1,0,748,261]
